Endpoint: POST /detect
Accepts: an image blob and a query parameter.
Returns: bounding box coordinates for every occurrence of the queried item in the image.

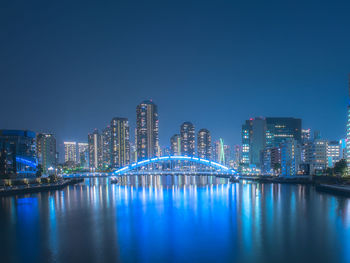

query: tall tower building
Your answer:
[37,133,56,174]
[347,74,350,171]
[180,122,195,156]
[64,142,77,164]
[241,117,266,167]
[102,126,111,168]
[88,129,103,170]
[111,117,130,168]
[136,100,159,160]
[170,134,181,156]
[197,129,211,159]
[77,142,89,168]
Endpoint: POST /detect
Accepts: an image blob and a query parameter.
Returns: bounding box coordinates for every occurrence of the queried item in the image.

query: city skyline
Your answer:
[4,96,348,159]
[7,101,347,163]
[2,2,350,263]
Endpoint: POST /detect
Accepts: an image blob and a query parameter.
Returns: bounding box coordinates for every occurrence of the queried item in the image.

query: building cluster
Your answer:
[241,117,346,175]
[62,100,238,172]
[1,85,349,177]
[0,130,57,177]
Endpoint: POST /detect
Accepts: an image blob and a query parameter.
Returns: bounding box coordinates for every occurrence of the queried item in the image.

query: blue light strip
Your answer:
[15,157,37,168]
[113,155,237,175]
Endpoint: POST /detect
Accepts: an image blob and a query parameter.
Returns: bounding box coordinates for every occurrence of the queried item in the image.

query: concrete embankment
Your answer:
[315,184,350,197]
[239,176,313,184]
[240,175,350,198]
[239,175,346,185]
[0,178,84,197]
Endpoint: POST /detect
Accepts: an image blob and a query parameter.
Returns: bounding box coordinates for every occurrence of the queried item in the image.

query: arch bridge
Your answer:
[113,155,239,177]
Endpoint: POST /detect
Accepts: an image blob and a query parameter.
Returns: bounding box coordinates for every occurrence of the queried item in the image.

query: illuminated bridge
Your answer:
[114,156,238,176]
[63,156,239,178]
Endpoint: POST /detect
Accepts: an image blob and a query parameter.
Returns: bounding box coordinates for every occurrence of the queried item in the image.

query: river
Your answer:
[1,175,350,263]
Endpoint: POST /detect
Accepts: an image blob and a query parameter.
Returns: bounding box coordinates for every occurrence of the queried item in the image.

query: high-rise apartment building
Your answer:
[37,133,56,174]
[180,122,195,157]
[136,100,159,160]
[197,129,211,159]
[64,142,77,164]
[170,134,181,156]
[111,117,130,168]
[347,75,350,171]
[77,142,89,168]
[88,130,103,170]
[130,143,137,163]
[102,126,111,168]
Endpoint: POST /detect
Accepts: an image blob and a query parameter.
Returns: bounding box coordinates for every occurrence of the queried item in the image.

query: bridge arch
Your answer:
[113,156,238,175]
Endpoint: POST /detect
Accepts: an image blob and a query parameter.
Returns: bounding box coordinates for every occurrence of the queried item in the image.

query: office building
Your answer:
[136,100,159,160]
[0,130,37,177]
[266,117,302,147]
[241,117,266,167]
[301,129,311,143]
[327,141,342,167]
[262,147,281,174]
[280,138,301,176]
[232,145,241,168]
[304,139,328,174]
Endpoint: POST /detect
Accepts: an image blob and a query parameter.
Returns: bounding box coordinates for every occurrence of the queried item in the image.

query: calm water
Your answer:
[1,175,350,263]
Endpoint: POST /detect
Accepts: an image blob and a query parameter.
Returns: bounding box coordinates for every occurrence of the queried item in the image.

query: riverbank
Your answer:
[239,176,313,184]
[239,175,350,198]
[239,175,346,185]
[0,178,84,197]
[315,184,350,197]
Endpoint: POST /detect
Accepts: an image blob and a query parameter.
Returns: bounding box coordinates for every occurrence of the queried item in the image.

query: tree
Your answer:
[326,167,334,176]
[36,164,43,178]
[333,159,347,177]
[273,163,281,175]
[0,149,7,178]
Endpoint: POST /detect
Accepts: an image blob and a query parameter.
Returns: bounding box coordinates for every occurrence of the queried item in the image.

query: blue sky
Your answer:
[1,0,350,154]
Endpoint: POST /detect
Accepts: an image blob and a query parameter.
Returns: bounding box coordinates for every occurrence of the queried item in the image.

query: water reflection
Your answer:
[1,176,350,263]
[117,174,229,186]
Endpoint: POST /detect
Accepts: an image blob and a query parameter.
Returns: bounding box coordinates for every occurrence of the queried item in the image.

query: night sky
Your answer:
[1,0,350,157]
